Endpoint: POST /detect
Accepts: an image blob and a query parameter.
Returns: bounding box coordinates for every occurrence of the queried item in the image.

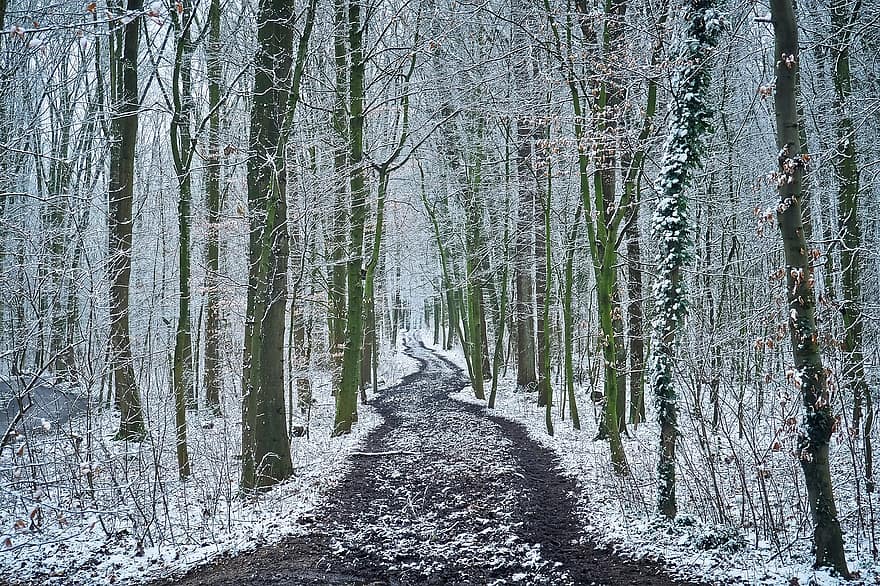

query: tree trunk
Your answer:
[514,120,537,392]
[489,213,510,409]
[241,0,312,489]
[651,0,720,518]
[333,0,367,435]
[562,202,582,430]
[830,0,869,486]
[108,0,146,441]
[329,0,349,369]
[770,0,849,574]
[536,135,549,407]
[541,160,553,435]
[612,280,627,434]
[626,213,645,425]
[203,0,223,416]
[170,0,196,478]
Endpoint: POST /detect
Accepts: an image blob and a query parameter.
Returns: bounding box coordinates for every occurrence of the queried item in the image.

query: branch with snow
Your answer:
[650,0,724,517]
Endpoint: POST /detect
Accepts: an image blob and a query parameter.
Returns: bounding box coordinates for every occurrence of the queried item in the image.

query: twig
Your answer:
[350,450,419,457]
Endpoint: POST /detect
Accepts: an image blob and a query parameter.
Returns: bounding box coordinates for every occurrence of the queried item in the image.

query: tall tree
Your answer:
[203,0,224,416]
[830,0,871,487]
[650,0,721,519]
[169,0,196,479]
[770,0,849,574]
[512,2,538,393]
[333,0,366,435]
[108,0,146,441]
[242,0,316,489]
[542,0,631,473]
[328,0,349,367]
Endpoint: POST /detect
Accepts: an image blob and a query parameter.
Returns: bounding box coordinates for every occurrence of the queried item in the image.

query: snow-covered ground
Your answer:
[420,331,880,585]
[0,346,419,585]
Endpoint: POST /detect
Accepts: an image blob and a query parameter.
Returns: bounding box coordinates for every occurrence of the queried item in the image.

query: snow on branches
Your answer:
[650,0,723,517]
[651,0,723,405]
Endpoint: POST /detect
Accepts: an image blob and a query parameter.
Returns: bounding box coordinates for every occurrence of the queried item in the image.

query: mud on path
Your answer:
[162,340,697,586]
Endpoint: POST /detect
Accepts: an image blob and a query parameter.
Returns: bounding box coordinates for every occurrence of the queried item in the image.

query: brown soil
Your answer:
[156,340,701,586]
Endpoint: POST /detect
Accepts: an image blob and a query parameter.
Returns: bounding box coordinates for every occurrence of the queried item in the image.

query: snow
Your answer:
[420,331,879,585]
[0,345,420,585]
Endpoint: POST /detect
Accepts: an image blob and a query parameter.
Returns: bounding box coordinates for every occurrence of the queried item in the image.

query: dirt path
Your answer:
[162,340,698,585]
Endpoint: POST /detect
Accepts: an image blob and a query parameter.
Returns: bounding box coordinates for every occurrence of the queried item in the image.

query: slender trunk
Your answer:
[433,296,441,346]
[612,280,626,433]
[514,121,537,391]
[329,0,349,367]
[563,202,582,430]
[170,0,196,478]
[203,0,223,416]
[541,162,553,435]
[108,0,145,441]
[489,220,510,409]
[536,133,549,407]
[626,213,645,425]
[770,0,849,574]
[830,0,868,476]
[333,0,366,435]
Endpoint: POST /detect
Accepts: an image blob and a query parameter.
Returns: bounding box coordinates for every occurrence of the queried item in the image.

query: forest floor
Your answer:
[158,340,696,586]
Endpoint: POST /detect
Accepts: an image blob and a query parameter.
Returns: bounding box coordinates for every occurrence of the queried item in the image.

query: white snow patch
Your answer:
[418,329,878,585]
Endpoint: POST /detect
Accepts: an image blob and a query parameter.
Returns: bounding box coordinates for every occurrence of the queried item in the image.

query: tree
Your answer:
[542,0,632,473]
[242,0,316,490]
[650,0,721,519]
[203,0,225,416]
[830,0,871,489]
[169,0,197,479]
[512,20,538,394]
[770,0,850,574]
[328,0,349,369]
[333,0,367,435]
[108,0,146,441]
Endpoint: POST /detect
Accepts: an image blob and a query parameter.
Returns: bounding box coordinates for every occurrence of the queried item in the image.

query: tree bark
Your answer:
[169,0,197,478]
[830,0,869,487]
[203,0,223,416]
[651,0,720,518]
[241,0,316,489]
[770,0,849,574]
[329,0,349,369]
[108,0,146,441]
[514,119,537,392]
[333,0,367,435]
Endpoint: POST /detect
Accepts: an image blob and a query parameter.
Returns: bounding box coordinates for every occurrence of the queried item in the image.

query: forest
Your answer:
[0,0,878,583]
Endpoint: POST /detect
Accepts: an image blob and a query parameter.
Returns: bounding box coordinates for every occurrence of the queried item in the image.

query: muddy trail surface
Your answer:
[163,340,698,586]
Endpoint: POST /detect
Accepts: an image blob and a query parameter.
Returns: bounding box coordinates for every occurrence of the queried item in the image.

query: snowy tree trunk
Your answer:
[242,0,315,485]
[334,0,367,434]
[650,0,722,519]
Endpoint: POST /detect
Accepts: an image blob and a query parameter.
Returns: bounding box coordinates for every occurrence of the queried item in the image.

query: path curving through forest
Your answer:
[162,339,697,585]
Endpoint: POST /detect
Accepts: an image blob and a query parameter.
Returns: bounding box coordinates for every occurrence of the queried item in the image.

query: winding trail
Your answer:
[165,340,697,585]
